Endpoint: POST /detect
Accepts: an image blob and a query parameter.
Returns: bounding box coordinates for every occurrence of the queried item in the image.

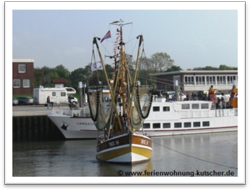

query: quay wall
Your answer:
[13,115,65,141]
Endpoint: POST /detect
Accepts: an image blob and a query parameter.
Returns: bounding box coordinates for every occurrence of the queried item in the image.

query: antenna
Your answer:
[110,19,132,26]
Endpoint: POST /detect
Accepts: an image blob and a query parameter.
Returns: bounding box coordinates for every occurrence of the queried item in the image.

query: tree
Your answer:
[219,64,237,70]
[193,66,218,70]
[166,65,182,72]
[193,65,237,70]
[33,68,43,88]
[138,57,152,71]
[54,64,71,85]
[150,52,174,72]
[88,64,113,86]
[70,67,92,91]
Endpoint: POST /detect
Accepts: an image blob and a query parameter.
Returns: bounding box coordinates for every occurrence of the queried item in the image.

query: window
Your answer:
[217,76,226,85]
[153,106,160,111]
[192,104,199,109]
[163,123,171,128]
[193,122,200,127]
[143,123,150,129]
[227,76,237,85]
[23,79,30,88]
[203,121,210,127]
[222,76,226,84]
[61,92,66,96]
[196,76,205,85]
[18,64,26,73]
[184,76,194,85]
[153,123,161,129]
[206,76,210,84]
[184,122,191,128]
[182,104,190,109]
[174,122,182,128]
[13,79,21,88]
[163,106,170,111]
[52,92,56,96]
[201,103,209,109]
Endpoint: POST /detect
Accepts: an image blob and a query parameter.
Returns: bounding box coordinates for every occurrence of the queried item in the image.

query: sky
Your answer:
[12,2,239,72]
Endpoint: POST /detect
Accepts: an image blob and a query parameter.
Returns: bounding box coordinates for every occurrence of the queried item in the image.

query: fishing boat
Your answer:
[48,20,238,143]
[87,20,153,163]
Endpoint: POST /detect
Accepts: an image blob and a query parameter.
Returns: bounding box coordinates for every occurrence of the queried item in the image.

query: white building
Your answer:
[150,70,238,95]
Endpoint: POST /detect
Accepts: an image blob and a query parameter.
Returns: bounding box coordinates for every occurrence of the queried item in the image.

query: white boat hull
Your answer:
[48,101,238,139]
[48,112,97,139]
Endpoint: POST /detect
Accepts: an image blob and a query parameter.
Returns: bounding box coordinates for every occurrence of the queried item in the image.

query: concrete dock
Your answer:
[12,105,66,141]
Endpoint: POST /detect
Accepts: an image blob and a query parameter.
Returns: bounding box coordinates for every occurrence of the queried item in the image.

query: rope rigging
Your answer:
[151,139,238,170]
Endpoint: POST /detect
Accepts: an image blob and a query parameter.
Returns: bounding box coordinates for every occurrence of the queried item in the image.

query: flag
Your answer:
[91,61,103,71]
[101,30,111,43]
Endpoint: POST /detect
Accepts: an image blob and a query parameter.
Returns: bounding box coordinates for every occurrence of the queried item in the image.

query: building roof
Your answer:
[13,59,34,63]
[150,70,238,76]
[52,78,68,84]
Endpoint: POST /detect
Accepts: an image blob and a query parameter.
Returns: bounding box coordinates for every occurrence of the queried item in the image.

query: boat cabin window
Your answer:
[184,122,191,128]
[174,122,182,128]
[193,122,201,127]
[153,123,161,129]
[52,92,56,96]
[163,123,171,128]
[163,106,170,111]
[61,92,66,96]
[201,103,209,109]
[182,104,190,109]
[143,123,150,129]
[203,121,210,127]
[192,104,199,109]
[153,106,160,112]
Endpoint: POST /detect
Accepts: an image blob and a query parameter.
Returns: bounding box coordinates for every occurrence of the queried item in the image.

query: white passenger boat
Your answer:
[48,97,238,139]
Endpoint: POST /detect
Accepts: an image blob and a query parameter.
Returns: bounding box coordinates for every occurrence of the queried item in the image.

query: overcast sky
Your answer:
[12,2,239,72]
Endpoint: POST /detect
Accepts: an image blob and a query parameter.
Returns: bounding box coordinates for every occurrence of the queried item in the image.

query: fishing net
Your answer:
[130,86,152,131]
[87,89,112,130]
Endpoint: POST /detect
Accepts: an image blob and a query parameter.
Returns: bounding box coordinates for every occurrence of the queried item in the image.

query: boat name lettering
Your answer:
[76,122,92,125]
[141,139,149,145]
[109,140,119,147]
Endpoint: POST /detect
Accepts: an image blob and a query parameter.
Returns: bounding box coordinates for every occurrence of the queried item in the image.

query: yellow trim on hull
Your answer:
[96,145,152,162]
[97,146,131,161]
[132,146,152,159]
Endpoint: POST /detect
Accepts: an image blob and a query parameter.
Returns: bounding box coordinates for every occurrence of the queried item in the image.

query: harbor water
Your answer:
[13,131,238,177]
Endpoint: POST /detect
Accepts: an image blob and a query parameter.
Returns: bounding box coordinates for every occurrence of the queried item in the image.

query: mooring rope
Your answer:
[151,139,238,170]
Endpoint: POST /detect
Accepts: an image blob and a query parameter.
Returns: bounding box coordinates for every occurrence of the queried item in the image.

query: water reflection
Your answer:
[13,132,237,177]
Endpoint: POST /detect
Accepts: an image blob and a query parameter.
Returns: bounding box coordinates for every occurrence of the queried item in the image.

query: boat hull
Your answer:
[96,133,152,164]
[47,103,238,139]
[48,112,97,139]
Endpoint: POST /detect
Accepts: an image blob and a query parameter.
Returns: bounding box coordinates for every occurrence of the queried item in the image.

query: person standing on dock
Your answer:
[47,96,50,109]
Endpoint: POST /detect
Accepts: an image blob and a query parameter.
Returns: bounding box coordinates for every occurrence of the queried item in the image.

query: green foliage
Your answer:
[193,65,237,70]
[165,65,182,72]
[13,94,33,98]
[33,53,237,90]
[150,52,174,72]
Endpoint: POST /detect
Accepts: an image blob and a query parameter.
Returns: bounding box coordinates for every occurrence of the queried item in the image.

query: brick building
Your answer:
[13,59,34,95]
